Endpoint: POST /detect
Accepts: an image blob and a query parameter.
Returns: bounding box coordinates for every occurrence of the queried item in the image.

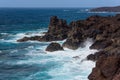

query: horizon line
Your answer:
[0,5,119,9]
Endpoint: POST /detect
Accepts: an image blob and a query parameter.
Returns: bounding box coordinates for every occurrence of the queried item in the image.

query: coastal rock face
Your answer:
[87,51,106,61]
[62,21,87,49]
[62,27,84,49]
[17,14,120,80]
[46,43,64,52]
[90,40,113,50]
[88,56,120,80]
[87,15,120,80]
[17,16,70,42]
[46,16,70,41]
[91,6,120,12]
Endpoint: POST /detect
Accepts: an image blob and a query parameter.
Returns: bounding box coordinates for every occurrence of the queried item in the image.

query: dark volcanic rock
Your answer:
[46,16,71,41]
[62,33,84,50]
[62,21,86,49]
[17,16,70,42]
[91,6,120,12]
[90,40,113,50]
[17,36,44,42]
[17,14,120,80]
[46,43,64,52]
[87,51,107,61]
[62,39,81,50]
[17,37,30,42]
[88,56,120,80]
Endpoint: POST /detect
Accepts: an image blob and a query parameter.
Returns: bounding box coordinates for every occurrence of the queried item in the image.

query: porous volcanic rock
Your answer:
[17,16,70,42]
[88,55,120,80]
[17,14,120,80]
[46,42,64,52]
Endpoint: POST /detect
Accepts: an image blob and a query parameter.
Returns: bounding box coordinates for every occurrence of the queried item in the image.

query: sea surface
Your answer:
[0,8,117,80]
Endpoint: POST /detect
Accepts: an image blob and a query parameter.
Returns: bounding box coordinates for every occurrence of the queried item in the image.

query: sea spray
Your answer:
[0,8,114,80]
[46,39,98,80]
[13,39,97,80]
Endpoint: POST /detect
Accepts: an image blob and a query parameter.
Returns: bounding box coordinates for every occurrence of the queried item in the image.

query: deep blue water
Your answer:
[0,8,117,80]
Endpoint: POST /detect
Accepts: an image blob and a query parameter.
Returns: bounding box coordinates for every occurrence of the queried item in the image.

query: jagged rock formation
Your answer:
[17,16,70,42]
[88,56,120,80]
[91,6,120,12]
[18,14,120,80]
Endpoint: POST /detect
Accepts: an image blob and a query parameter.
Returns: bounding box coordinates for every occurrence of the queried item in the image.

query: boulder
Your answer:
[46,43,64,52]
[62,39,81,50]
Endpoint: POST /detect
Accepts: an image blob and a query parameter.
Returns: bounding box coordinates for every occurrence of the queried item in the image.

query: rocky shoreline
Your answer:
[90,6,120,12]
[18,14,120,80]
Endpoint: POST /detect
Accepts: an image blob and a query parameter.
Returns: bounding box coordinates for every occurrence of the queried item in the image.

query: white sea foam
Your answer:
[16,38,97,80]
[0,33,9,35]
[10,50,18,53]
[46,39,97,80]
[63,10,70,12]
[0,28,47,43]
[88,11,120,13]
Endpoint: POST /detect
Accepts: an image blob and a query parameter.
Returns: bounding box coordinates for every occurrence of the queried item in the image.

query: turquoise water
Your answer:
[0,8,117,80]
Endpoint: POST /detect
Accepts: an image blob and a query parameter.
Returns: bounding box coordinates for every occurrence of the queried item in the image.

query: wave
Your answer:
[88,11,120,13]
[0,33,9,35]
[15,38,97,80]
[0,28,47,43]
[63,10,70,12]
[76,9,90,13]
[46,39,97,80]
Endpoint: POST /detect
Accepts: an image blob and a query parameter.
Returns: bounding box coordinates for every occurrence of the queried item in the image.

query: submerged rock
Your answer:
[46,43,64,52]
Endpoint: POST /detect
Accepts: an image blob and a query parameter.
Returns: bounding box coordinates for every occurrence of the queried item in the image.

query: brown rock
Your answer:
[88,56,120,80]
[90,40,113,50]
[46,42,64,52]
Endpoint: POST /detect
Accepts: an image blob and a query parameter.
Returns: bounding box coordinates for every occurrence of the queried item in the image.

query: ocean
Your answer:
[0,8,117,80]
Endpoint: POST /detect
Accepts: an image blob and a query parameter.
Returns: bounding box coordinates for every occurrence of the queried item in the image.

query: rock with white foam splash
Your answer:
[46,42,64,52]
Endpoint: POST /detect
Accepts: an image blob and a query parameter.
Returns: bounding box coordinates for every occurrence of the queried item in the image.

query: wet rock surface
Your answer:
[88,56,120,80]
[17,16,70,42]
[46,43,64,52]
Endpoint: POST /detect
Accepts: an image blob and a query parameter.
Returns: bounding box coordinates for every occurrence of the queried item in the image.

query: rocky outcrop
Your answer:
[46,43,64,52]
[46,16,70,41]
[17,16,70,42]
[63,23,84,50]
[91,6,120,12]
[63,14,120,50]
[86,15,120,80]
[88,55,120,80]
[17,14,120,79]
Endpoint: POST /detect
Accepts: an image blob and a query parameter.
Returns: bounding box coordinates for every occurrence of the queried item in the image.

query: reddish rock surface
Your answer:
[88,56,120,80]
